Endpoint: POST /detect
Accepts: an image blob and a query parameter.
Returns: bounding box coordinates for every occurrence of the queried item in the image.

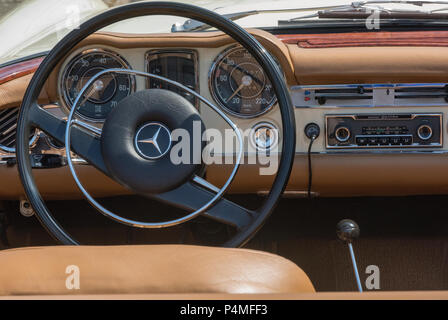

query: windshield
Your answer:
[2,0,448,65]
[0,0,256,65]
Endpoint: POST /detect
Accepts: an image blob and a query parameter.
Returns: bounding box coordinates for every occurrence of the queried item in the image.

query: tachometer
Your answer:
[209,46,277,118]
[61,49,135,122]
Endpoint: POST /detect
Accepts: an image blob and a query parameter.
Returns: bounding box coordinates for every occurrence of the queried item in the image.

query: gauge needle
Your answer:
[79,80,105,106]
[226,83,244,103]
[226,75,253,103]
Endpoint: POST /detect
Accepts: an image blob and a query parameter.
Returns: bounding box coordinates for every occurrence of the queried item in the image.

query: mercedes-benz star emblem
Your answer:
[134,122,172,160]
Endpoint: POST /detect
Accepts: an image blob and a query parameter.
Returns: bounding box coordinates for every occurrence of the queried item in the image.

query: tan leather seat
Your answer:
[0,245,315,296]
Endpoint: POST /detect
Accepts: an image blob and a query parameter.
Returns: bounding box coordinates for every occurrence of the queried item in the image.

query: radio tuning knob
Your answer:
[335,126,351,142]
[417,124,433,140]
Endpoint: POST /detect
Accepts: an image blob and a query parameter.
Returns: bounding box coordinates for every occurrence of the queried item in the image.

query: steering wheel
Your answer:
[16,1,296,248]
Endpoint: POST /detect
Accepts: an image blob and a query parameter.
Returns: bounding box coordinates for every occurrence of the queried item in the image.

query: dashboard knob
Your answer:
[336,219,360,243]
[304,123,320,139]
[335,126,351,142]
[417,124,433,140]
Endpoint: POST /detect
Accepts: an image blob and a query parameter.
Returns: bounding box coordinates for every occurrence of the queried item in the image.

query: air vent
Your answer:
[315,87,373,105]
[293,83,448,108]
[0,107,37,153]
[395,85,448,100]
[292,85,375,107]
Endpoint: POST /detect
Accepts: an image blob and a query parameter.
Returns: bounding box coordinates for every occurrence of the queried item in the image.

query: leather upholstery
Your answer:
[0,245,315,296]
[3,291,448,300]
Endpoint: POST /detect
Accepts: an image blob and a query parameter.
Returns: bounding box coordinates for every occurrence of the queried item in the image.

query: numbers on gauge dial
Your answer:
[63,50,134,121]
[211,47,276,117]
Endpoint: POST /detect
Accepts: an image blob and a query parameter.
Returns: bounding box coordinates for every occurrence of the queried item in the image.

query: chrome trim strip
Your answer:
[3,148,448,166]
[292,83,448,108]
[72,119,102,136]
[293,83,448,90]
[65,68,243,229]
[192,175,220,193]
[257,190,319,198]
[295,149,448,155]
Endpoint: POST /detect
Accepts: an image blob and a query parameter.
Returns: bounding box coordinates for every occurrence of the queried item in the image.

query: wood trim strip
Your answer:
[0,57,44,86]
[276,31,448,48]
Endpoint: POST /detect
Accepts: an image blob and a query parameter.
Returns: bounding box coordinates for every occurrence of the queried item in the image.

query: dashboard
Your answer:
[3,29,448,199]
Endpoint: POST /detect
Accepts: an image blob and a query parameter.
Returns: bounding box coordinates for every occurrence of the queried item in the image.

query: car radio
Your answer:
[326,114,442,149]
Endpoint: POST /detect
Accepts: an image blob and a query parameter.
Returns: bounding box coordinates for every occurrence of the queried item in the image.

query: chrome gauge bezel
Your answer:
[208,45,278,119]
[59,48,136,123]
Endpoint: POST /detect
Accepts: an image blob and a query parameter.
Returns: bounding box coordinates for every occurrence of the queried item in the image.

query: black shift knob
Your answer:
[336,219,360,243]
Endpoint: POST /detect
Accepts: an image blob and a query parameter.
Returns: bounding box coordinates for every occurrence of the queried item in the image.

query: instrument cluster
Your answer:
[60,45,279,124]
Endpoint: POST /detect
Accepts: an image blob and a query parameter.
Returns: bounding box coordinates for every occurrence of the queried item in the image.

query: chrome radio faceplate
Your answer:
[326,114,443,149]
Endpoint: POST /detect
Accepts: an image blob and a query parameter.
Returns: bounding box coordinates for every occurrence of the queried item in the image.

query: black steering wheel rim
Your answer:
[16,1,296,248]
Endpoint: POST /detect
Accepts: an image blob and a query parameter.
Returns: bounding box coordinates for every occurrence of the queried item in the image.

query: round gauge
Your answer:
[61,49,135,121]
[210,46,277,118]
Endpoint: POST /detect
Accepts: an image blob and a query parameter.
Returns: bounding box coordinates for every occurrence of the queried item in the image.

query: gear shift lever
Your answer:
[336,219,363,292]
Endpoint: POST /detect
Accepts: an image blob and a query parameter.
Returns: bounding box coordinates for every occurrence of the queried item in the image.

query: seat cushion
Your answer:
[0,245,315,296]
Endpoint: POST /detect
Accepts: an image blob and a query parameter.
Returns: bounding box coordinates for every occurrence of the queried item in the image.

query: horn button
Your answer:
[101,89,205,194]
[134,122,172,160]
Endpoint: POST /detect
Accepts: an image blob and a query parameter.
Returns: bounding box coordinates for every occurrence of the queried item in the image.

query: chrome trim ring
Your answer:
[335,126,351,142]
[249,122,279,152]
[417,124,433,140]
[65,68,243,229]
[208,45,278,119]
[59,48,136,123]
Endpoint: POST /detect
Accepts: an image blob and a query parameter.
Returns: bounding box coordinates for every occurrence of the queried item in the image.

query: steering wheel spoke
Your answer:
[29,103,109,174]
[150,177,254,230]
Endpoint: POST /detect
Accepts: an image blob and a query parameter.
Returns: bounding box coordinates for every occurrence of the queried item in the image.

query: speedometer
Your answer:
[61,49,135,122]
[209,46,277,118]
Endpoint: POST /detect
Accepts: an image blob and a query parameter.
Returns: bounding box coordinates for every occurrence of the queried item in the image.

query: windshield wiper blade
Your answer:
[171,5,368,32]
[172,1,448,32]
[318,9,448,19]
[287,1,448,22]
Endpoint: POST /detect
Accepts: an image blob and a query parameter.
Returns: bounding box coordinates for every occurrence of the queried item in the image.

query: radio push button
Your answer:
[401,136,412,145]
[378,137,390,145]
[367,137,378,145]
[356,137,367,145]
[390,136,401,145]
